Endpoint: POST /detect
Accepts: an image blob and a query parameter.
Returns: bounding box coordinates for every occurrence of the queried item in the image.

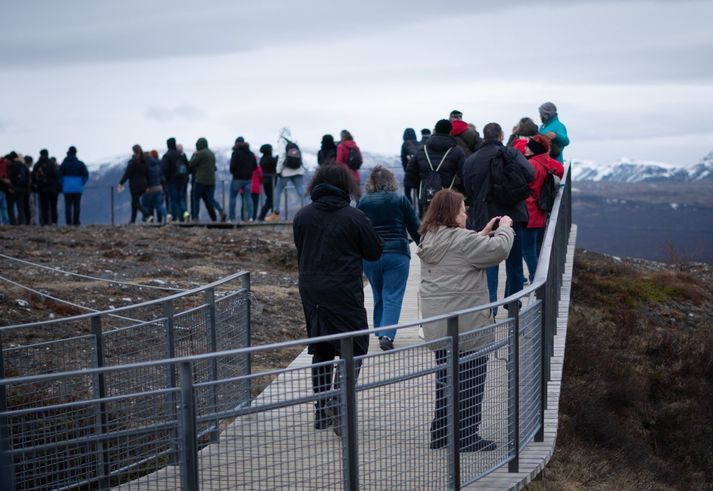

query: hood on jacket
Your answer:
[450,120,470,137]
[196,137,208,150]
[418,226,459,264]
[403,127,417,141]
[166,138,177,150]
[309,183,351,211]
[424,133,457,152]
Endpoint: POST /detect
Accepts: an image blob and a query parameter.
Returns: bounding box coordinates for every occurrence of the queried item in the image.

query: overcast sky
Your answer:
[2,0,712,167]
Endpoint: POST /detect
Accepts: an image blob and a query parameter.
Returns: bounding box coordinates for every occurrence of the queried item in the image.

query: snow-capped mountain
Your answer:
[571,152,713,183]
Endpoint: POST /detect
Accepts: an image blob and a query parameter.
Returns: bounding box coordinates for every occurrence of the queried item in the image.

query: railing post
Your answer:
[204,287,220,442]
[240,273,252,405]
[163,300,180,463]
[91,315,111,489]
[508,300,521,473]
[110,185,115,226]
[446,315,461,491]
[178,361,199,491]
[339,338,359,491]
[0,334,16,491]
[535,285,547,443]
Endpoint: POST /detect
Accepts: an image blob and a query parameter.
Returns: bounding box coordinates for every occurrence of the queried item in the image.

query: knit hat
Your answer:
[434,119,452,135]
[40,149,49,157]
[67,146,77,155]
[527,134,550,155]
[538,102,557,122]
[421,128,431,137]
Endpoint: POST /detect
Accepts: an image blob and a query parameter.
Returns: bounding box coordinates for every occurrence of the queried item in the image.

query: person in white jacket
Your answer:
[265,140,306,221]
[417,188,513,452]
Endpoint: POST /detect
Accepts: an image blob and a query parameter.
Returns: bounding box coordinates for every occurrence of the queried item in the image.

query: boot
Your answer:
[314,400,332,430]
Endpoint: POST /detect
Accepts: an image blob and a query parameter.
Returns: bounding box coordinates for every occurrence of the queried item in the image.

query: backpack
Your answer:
[419,146,454,207]
[536,168,561,212]
[175,156,189,177]
[346,146,363,170]
[284,142,302,169]
[489,148,531,206]
[12,162,30,188]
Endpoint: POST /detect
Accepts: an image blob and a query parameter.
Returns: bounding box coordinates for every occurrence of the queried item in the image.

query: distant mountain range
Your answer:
[571,151,713,183]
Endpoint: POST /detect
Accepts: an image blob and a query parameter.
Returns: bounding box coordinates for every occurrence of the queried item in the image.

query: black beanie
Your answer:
[40,149,49,157]
[527,138,548,155]
[434,119,452,135]
[421,128,431,136]
[235,137,245,144]
[68,146,77,155]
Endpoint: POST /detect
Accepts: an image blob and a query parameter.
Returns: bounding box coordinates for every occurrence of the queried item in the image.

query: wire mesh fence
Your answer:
[1,166,572,490]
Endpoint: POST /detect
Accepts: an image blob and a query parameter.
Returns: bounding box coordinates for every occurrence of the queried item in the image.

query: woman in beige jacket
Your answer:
[417,189,513,452]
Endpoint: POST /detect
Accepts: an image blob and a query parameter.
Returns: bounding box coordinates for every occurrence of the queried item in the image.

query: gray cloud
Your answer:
[145,104,205,123]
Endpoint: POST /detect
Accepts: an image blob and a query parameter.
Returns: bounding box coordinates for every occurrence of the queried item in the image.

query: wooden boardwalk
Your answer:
[118,226,576,490]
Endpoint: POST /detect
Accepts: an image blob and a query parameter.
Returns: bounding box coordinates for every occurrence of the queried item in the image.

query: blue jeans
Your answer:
[273,175,305,214]
[0,191,8,224]
[521,227,544,283]
[363,253,410,340]
[167,181,187,219]
[486,222,526,308]
[142,191,167,222]
[229,179,252,221]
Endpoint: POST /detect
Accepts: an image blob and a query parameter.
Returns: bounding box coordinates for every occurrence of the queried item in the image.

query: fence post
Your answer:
[446,315,461,491]
[204,287,220,442]
[110,185,115,226]
[508,300,521,473]
[338,338,359,491]
[0,334,16,491]
[240,273,252,405]
[178,361,199,491]
[91,315,111,489]
[163,300,180,463]
[535,285,547,443]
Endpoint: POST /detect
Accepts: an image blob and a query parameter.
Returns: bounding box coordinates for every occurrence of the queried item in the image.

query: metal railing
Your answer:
[0,165,573,490]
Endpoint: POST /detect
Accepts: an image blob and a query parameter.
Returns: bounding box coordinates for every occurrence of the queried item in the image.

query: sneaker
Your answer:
[220,212,227,223]
[379,337,394,351]
[265,212,280,222]
[165,214,173,224]
[314,403,332,430]
[182,211,190,222]
[145,216,154,223]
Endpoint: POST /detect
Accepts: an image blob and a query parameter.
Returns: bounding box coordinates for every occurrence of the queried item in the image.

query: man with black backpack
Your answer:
[406,119,466,212]
[265,137,305,222]
[463,122,535,306]
[32,149,60,225]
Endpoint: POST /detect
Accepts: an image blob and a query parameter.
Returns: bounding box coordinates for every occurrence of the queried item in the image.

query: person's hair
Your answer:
[340,129,354,141]
[131,144,143,159]
[307,163,359,196]
[483,122,503,142]
[321,134,336,147]
[516,117,538,137]
[259,143,272,155]
[364,165,398,193]
[418,189,464,235]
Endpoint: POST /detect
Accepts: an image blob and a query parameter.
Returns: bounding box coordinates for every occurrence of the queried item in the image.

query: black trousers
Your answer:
[64,193,82,225]
[129,191,146,223]
[39,192,58,225]
[258,179,274,221]
[431,350,488,447]
[7,189,26,225]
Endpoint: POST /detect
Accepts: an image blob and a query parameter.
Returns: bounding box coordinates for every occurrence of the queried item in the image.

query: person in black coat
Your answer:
[118,145,149,223]
[400,127,420,207]
[228,137,258,222]
[257,144,278,221]
[293,164,383,431]
[32,149,60,225]
[462,122,535,307]
[317,134,337,166]
[406,119,466,210]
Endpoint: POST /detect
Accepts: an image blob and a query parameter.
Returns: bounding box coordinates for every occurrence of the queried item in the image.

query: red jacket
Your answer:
[251,165,263,194]
[512,138,528,156]
[526,153,564,228]
[336,140,362,183]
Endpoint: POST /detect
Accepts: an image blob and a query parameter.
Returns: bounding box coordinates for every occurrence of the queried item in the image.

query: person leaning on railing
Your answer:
[417,188,513,452]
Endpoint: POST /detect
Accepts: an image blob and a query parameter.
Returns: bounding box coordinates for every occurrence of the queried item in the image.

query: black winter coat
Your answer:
[230,144,258,180]
[462,141,535,228]
[259,154,278,180]
[32,157,60,194]
[161,148,187,183]
[293,183,383,356]
[406,133,466,201]
[120,157,149,194]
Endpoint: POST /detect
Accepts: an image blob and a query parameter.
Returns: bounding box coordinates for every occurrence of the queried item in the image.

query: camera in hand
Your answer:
[492,218,500,230]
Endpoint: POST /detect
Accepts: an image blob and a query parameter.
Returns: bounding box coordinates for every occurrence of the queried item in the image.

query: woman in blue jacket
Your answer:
[357,166,420,350]
[538,102,570,163]
[58,146,89,226]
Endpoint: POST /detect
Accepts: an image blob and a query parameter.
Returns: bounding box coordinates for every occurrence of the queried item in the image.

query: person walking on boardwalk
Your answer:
[189,137,218,222]
[118,145,149,224]
[400,127,420,208]
[357,166,420,351]
[293,164,383,432]
[58,146,89,226]
[538,102,569,163]
[417,189,513,452]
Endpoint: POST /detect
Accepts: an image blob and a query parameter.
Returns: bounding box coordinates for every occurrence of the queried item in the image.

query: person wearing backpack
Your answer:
[58,146,89,226]
[449,109,483,157]
[265,138,305,222]
[519,135,564,282]
[336,129,363,190]
[406,119,466,212]
[228,137,258,222]
[462,122,534,306]
[161,137,189,222]
[32,149,60,225]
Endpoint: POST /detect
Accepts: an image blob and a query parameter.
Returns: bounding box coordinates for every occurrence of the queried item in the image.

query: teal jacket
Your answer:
[539,116,569,163]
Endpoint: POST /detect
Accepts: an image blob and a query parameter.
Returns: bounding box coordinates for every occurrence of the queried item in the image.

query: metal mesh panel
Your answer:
[519,301,543,447]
